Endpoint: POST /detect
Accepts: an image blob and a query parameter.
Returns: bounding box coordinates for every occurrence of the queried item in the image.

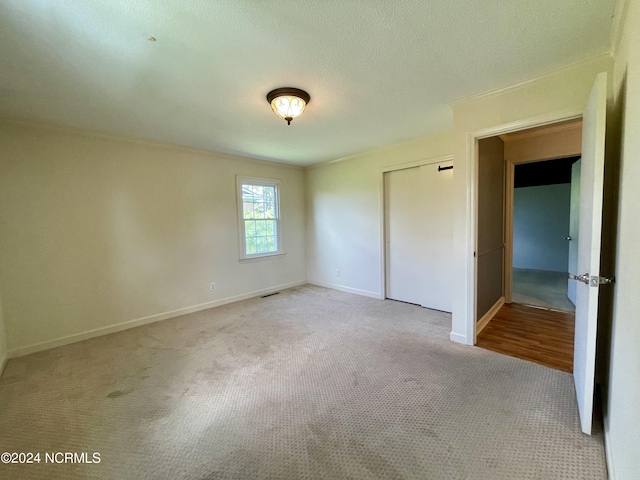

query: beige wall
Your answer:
[503,121,582,163]
[476,137,505,319]
[450,54,613,344]
[0,294,6,372]
[306,132,452,298]
[605,1,640,478]
[0,122,307,356]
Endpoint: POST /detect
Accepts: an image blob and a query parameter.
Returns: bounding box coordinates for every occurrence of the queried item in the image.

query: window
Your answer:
[237,177,283,259]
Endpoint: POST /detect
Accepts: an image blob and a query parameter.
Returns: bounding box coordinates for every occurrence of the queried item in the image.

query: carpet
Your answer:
[512,268,576,312]
[0,285,606,479]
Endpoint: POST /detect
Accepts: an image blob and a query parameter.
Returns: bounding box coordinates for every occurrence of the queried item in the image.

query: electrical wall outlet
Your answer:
[335,269,341,278]
[210,282,216,291]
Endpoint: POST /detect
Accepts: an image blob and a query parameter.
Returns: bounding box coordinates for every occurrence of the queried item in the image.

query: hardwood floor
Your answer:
[476,303,575,373]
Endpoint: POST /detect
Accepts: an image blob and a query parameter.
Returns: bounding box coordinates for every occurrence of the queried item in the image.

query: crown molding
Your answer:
[450,54,611,109]
[499,118,582,143]
[0,116,304,170]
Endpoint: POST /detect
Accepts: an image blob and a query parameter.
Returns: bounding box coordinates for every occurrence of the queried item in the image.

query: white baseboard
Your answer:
[603,412,617,480]
[449,332,468,345]
[307,280,383,300]
[476,296,505,335]
[7,280,307,359]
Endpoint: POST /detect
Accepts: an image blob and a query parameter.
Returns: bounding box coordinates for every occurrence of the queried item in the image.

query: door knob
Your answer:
[566,236,572,241]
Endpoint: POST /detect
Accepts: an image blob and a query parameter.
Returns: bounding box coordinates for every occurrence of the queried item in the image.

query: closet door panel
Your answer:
[385,167,424,305]
[420,162,453,312]
[385,162,453,312]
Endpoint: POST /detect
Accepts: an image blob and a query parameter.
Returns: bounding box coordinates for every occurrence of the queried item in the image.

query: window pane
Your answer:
[265,204,275,218]
[242,185,257,202]
[245,220,256,237]
[256,236,268,253]
[245,237,257,255]
[266,235,276,252]
[255,220,267,236]
[243,202,254,219]
[265,220,275,235]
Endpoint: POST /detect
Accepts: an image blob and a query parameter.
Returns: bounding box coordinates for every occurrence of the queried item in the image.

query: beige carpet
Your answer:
[0,285,606,479]
[512,268,576,312]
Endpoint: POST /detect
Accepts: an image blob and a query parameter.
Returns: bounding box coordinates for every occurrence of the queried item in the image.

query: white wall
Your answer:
[605,0,640,478]
[450,54,613,344]
[306,132,452,298]
[513,184,571,272]
[0,122,307,356]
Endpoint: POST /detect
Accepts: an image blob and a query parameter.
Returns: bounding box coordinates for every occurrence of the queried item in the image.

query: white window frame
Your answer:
[236,176,284,260]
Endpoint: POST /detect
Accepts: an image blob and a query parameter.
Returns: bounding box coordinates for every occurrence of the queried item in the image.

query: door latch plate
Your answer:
[590,275,615,287]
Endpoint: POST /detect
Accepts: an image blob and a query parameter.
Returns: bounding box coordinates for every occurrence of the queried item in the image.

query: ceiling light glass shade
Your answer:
[266,88,311,125]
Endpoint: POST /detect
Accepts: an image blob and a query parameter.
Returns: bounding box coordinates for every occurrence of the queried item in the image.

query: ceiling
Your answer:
[0,0,618,166]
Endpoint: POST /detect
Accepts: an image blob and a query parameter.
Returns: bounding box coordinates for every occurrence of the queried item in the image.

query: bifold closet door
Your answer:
[385,162,453,312]
[420,161,453,312]
[385,166,424,305]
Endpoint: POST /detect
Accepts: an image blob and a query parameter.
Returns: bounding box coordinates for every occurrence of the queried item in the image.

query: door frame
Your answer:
[465,110,583,345]
[379,154,454,301]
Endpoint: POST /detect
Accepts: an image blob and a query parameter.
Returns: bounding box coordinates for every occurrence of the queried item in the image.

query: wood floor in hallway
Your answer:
[476,302,575,373]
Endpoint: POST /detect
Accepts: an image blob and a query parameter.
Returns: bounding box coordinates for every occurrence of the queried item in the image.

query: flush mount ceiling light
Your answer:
[266,87,310,125]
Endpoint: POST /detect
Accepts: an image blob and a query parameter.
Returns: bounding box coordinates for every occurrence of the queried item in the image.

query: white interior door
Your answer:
[385,162,453,311]
[567,159,581,305]
[572,72,607,435]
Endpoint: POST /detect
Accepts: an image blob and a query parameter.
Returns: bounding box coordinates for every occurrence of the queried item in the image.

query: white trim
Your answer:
[465,109,586,347]
[0,117,305,170]
[603,409,617,480]
[378,170,386,299]
[472,111,584,141]
[7,280,306,358]
[504,161,515,303]
[307,280,383,300]
[466,133,479,345]
[238,253,286,263]
[499,118,582,142]
[450,55,611,107]
[476,297,505,335]
[380,154,454,174]
[449,332,467,344]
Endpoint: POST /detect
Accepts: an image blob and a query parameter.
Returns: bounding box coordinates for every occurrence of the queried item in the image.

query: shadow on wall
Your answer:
[513,182,571,273]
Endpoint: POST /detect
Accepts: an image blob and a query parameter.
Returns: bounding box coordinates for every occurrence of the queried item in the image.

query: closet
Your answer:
[384,160,453,312]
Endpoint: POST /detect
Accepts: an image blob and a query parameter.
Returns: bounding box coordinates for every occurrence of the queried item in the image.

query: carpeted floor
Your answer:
[512,268,576,312]
[0,285,606,479]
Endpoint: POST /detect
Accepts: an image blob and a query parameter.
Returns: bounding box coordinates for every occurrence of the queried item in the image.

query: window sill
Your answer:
[239,253,286,263]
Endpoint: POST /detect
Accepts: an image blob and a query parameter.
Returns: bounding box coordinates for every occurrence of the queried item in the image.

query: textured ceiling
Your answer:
[0,0,618,165]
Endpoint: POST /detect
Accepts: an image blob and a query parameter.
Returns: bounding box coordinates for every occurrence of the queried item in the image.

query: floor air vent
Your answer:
[261,292,280,298]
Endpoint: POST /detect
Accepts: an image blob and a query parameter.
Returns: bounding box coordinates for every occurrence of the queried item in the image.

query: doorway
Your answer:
[469,71,608,435]
[475,118,583,372]
[511,156,580,312]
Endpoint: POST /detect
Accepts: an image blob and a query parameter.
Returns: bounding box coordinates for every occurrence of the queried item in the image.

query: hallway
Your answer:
[476,303,575,373]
